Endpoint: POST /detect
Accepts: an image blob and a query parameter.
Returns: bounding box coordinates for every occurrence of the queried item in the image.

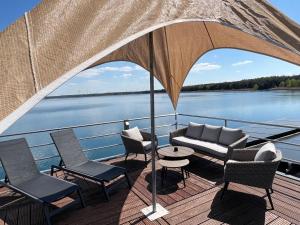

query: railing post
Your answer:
[124,120,130,130]
[224,119,227,127]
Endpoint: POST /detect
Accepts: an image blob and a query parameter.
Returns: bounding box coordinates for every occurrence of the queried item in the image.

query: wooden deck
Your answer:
[1,153,300,225]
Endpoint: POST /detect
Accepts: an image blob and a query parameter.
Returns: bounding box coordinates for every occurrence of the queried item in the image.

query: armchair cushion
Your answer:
[254,142,277,161]
[142,141,152,151]
[219,127,243,146]
[200,124,222,143]
[185,122,204,139]
[122,127,143,141]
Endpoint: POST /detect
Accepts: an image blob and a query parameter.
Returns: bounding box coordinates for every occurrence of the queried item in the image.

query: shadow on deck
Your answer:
[0,153,299,225]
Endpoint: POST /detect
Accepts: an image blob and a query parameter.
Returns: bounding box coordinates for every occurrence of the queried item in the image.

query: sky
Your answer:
[1,0,300,95]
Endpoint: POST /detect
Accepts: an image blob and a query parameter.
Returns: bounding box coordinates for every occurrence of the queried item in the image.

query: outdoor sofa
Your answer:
[0,138,85,225]
[50,128,131,201]
[170,122,249,163]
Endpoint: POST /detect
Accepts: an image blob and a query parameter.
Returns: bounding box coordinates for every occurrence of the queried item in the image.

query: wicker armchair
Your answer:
[221,148,282,209]
[121,130,158,163]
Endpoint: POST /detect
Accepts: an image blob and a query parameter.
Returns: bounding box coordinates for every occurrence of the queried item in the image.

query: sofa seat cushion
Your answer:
[201,125,222,143]
[142,141,158,151]
[172,136,228,158]
[254,142,277,161]
[185,122,204,139]
[219,127,243,146]
[122,127,143,141]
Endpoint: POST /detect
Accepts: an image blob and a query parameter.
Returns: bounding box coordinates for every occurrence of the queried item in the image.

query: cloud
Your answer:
[121,73,132,78]
[76,65,145,78]
[232,60,253,66]
[191,62,221,72]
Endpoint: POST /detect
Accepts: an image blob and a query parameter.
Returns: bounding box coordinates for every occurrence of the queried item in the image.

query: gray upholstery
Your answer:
[16,174,78,203]
[51,129,126,182]
[50,129,88,168]
[172,136,228,158]
[0,138,78,203]
[219,127,243,146]
[142,141,152,151]
[0,138,40,185]
[254,142,277,161]
[201,124,222,143]
[185,122,204,139]
[122,127,143,141]
[69,161,125,182]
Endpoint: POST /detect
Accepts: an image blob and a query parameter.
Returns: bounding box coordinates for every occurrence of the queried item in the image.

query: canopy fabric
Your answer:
[0,0,300,133]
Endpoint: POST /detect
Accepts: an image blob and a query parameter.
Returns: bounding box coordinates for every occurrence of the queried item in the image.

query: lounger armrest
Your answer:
[121,135,144,154]
[140,130,157,141]
[230,148,259,161]
[227,134,249,160]
[224,159,280,188]
[169,127,187,144]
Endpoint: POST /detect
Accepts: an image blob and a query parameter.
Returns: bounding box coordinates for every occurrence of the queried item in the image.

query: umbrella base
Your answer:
[141,203,169,221]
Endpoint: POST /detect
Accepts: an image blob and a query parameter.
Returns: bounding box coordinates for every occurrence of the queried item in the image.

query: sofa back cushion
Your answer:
[200,125,222,143]
[122,127,143,141]
[254,142,277,161]
[185,122,204,139]
[219,127,243,146]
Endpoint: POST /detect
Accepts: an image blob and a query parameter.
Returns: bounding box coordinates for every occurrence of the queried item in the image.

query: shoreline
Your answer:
[46,87,300,99]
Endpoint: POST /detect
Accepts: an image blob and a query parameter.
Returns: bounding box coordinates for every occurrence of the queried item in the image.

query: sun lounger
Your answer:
[50,128,131,201]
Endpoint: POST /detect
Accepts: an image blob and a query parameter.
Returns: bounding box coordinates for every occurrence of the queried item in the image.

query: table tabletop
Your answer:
[158,146,194,158]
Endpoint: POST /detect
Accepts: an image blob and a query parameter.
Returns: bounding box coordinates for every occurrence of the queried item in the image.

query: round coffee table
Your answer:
[157,146,194,159]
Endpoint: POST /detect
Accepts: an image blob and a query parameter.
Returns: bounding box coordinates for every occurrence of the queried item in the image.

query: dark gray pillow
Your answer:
[254,142,277,161]
[219,127,243,146]
[185,122,204,139]
[200,124,222,143]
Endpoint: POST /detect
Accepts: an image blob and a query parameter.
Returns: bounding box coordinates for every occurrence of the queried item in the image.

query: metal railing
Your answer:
[0,112,300,173]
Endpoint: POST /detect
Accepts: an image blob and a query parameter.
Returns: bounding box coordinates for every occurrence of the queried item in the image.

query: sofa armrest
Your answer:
[121,135,144,154]
[224,159,280,188]
[169,127,187,144]
[227,134,249,160]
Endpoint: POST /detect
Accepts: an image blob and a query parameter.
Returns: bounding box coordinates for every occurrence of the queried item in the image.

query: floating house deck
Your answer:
[1,153,299,225]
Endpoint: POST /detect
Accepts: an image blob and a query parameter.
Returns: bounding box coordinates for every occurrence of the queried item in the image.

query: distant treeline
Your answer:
[181,75,300,91]
[47,75,300,99]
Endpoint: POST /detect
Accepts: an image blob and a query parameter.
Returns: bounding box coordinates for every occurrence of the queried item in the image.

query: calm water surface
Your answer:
[1,90,300,176]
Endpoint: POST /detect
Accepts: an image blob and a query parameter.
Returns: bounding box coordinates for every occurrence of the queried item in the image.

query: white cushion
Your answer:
[219,127,243,146]
[185,122,204,139]
[200,125,222,143]
[122,127,143,141]
[172,136,228,158]
[142,141,152,151]
[254,142,277,161]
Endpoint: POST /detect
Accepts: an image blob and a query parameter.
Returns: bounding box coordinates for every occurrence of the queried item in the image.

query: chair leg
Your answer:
[125,153,129,163]
[270,188,274,194]
[144,154,147,165]
[43,205,52,225]
[221,182,229,199]
[100,181,110,201]
[124,172,132,188]
[181,167,186,187]
[266,188,274,210]
[77,189,86,208]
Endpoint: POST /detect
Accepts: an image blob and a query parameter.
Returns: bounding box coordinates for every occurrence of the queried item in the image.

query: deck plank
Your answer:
[0,154,299,225]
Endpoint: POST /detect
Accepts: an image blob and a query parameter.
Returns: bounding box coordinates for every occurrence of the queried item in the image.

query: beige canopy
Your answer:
[0,0,300,133]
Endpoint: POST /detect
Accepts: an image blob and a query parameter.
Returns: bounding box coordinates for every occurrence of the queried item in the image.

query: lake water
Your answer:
[1,90,300,177]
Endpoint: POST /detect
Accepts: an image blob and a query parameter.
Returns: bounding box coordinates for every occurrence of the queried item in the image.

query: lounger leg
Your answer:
[43,205,52,225]
[77,189,86,208]
[266,188,274,210]
[221,182,229,199]
[124,172,131,188]
[101,182,110,201]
